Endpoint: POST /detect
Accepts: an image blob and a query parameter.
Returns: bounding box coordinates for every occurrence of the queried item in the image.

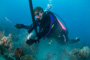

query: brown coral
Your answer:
[14,47,25,60]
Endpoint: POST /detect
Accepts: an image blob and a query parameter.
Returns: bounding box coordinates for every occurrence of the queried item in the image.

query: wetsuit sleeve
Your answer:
[23,19,40,29]
[27,19,40,33]
[24,24,33,29]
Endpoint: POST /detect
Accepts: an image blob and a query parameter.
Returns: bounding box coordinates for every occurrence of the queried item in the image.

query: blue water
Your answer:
[0,0,90,60]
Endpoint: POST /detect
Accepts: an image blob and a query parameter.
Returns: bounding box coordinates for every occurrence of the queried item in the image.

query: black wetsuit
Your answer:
[15,11,80,45]
[36,11,79,44]
[27,11,70,44]
[28,11,51,40]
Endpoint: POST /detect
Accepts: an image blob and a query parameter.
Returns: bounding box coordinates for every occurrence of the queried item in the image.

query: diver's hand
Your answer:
[15,24,25,29]
[26,39,35,46]
[26,38,38,46]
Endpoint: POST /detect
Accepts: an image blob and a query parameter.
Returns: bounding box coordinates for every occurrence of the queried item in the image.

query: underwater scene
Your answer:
[0,0,90,60]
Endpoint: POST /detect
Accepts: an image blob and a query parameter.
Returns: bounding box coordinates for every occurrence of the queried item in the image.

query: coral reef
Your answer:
[14,47,25,60]
[78,46,90,60]
[0,35,13,51]
[0,33,14,60]
[63,46,90,60]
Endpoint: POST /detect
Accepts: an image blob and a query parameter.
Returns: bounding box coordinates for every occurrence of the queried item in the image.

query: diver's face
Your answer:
[35,12,43,20]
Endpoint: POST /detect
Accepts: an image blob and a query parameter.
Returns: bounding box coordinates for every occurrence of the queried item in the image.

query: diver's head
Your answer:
[34,7,43,20]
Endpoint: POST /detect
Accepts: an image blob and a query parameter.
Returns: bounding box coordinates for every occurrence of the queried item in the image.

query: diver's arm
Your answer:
[24,24,33,29]
[28,19,41,33]
[15,19,40,29]
[15,24,32,29]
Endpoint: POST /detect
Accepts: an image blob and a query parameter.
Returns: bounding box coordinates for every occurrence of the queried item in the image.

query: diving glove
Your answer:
[26,38,40,46]
[26,39,36,46]
[15,24,25,29]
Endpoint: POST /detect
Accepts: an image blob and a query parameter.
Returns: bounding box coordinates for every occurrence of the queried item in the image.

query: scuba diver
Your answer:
[15,7,80,46]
